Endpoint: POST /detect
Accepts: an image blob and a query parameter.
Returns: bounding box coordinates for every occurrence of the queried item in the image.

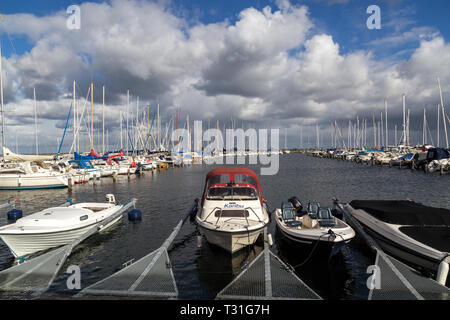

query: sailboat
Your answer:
[0,46,69,189]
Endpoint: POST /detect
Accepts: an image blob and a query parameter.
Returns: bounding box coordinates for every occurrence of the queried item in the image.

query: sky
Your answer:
[0,0,450,153]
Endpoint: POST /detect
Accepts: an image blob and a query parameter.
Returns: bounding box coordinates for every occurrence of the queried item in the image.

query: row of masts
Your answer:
[0,41,449,155]
[299,78,449,150]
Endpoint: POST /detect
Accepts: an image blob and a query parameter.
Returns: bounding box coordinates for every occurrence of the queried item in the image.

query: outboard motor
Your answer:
[288,196,303,214]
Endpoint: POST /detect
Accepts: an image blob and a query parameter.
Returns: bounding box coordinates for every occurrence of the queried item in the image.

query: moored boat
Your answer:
[274,198,355,256]
[344,200,450,276]
[195,167,270,254]
[0,194,128,258]
[0,161,68,190]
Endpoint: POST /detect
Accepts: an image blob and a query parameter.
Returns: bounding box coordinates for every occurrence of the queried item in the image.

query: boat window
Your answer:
[207,174,230,187]
[231,187,258,199]
[207,187,258,200]
[214,209,249,218]
[207,187,232,199]
[79,215,88,221]
[234,174,258,188]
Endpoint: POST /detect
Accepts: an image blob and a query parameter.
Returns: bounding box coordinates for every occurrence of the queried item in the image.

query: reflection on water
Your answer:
[0,154,448,299]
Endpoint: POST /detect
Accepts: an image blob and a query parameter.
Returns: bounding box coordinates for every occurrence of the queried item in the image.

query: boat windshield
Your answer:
[207,186,258,200]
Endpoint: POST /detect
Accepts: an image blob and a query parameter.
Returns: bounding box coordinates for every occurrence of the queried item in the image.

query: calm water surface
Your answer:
[0,154,448,300]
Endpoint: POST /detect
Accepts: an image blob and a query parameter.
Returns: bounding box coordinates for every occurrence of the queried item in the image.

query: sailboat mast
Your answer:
[34,87,39,154]
[437,77,449,148]
[102,85,105,154]
[0,44,6,162]
[402,94,407,146]
[407,109,410,146]
[147,104,149,151]
[73,80,76,153]
[385,100,388,147]
[437,104,440,147]
[90,82,94,151]
[126,89,129,154]
[423,108,426,145]
[380,112,384,148]
[157,103,160,151]
[372,113,376,148]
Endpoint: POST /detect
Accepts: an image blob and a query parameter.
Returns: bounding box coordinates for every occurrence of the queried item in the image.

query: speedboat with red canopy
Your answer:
[195,167,270,254]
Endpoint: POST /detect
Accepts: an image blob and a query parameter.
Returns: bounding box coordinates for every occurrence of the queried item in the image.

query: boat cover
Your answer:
[349,200,450,226]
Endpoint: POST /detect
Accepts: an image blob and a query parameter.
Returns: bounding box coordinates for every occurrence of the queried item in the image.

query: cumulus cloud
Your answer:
[0,0,449,151]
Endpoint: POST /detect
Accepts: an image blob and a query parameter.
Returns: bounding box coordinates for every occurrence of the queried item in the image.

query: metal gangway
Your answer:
[76,205,196,299]
[0,198,137,297]
[336,202,450,300]
[215,228,322,300]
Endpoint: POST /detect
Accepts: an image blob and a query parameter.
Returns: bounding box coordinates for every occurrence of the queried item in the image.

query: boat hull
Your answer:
[199,225,264,254]
[359,222,441,274]
[0,216,122,258]
[0,174,68,190]
[345,204,448,276]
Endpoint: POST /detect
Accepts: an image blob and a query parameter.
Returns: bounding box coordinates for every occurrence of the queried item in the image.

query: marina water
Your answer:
[0,153,448,300]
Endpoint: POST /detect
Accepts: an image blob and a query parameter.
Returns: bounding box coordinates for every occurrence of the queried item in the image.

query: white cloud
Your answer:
[0,0,449,151]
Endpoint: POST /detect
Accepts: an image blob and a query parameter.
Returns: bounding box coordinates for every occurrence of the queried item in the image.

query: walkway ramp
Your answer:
[0,245,68,296]
[370,249,450,300]
[216,228,322,300]
[0,198,137,297]
[76,206,194,299]
[76,246,177,298]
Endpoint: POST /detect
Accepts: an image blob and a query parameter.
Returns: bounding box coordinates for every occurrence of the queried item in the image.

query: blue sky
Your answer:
[1,0,450,59]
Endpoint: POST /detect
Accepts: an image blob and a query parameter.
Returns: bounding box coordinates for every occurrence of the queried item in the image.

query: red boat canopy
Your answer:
[202,167,263,205]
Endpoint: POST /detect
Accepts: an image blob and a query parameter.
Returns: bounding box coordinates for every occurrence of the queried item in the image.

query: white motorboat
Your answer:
[345,200,450,275]
[0,162,68,190]
[0,194,126,258]
[195,167,270,254]
[274,198,355,256]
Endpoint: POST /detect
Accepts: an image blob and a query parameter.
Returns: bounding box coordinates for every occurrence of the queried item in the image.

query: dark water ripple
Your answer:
[0,154,448,299]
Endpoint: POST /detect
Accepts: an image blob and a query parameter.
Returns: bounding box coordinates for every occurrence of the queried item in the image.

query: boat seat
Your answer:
[307,202,320,218]
[281,202,302,227]
[318,220,336,227]
[317,207,336,227]
[309,213,319,219]
[285,221,303,227]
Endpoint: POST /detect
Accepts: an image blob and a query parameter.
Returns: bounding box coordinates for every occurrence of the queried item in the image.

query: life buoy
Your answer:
[131,162,136,167]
